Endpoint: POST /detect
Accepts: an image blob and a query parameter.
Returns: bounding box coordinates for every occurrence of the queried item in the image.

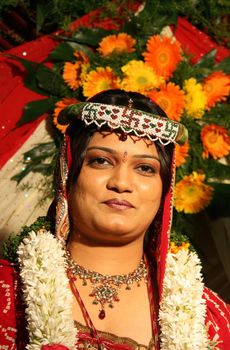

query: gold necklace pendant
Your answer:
[90,283,120,319]
[66,251,147,319]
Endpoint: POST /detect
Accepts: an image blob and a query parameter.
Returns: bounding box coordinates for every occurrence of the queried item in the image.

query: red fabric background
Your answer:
[0,14,229,169]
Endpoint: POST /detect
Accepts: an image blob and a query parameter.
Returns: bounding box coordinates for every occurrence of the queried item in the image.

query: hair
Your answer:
[66,89,174,198]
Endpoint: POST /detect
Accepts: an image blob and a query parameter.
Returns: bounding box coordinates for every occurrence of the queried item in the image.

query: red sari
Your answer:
[1,258,229,349]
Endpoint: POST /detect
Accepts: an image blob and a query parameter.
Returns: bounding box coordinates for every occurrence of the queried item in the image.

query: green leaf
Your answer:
[215,56,230,74]
[36,1,46,33]
[2,216,53,263]
[17,98,55,126]
[207,183,230,219]
[23,141,56,158]
[58,102,86,124]
[6,55,67,97]
[205,161,230,181]
[5,53,38,72]
[30,163,54,174]
[71,27,115,47]
[196,49,216,69]
[46,42,75,61]
[48,38,94,59]
[4,54,50,96]
[11,141,57,183]
[11,167,31,182]
[36,65,67,96]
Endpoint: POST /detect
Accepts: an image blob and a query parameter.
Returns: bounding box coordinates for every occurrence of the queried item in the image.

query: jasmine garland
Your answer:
[18,230,217,349]
[17,230,77,350]
[159,249,217,349]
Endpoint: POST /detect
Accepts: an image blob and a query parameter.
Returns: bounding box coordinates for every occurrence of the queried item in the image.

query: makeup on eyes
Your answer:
[85,147,160,175]
[85,146,160,162]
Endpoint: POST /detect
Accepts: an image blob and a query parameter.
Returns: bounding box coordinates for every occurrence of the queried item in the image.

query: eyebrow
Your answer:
[86,146,160,162]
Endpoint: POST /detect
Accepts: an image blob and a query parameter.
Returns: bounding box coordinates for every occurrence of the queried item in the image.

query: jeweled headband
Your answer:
[58,102,188,145]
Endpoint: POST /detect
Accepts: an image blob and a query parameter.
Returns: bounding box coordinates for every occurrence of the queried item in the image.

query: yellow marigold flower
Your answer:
[174,172,214,214]
[98,33,136,57]
[183,78,207,119]
[202,71,230,110]
[175,142,189,167]
[63,51,89,90]
[169,242,190,254]
[53,98,79,133]
[147,82,185,121]
[83,67,120,98]
[201,124,230,159]
[121,60,164,93]
[143,35,182,80]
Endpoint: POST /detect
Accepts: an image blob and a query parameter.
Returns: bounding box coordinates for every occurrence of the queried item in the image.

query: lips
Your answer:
[103,198,134,210]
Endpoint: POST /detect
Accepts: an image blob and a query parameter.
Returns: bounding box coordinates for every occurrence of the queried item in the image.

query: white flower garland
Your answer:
[159,248,211,349]
[17,229,77,350]
[18,230,216,349]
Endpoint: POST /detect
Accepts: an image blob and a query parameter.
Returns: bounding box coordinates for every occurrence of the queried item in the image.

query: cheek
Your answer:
[138,179,162,222]
[78,168,107,194]
[69,174,103,212]
[139,178,162,203]
[68,181,87,215]
[141,183,162,224]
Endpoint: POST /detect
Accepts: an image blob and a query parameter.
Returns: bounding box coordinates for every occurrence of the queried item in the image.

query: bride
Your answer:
[0,89,229,349]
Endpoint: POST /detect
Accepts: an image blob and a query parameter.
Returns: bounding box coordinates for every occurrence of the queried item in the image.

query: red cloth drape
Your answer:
[174,17,229,63]
[0,35,56,168]
[0,14,229,169]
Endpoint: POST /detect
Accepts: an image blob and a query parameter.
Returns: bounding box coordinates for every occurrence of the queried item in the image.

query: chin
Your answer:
[95,222,142,244]
[99,218,132,233]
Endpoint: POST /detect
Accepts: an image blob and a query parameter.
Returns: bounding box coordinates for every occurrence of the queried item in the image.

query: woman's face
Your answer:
[69,131,163,245]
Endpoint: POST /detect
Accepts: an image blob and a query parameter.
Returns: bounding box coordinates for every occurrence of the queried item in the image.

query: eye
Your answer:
[136,164,158,175]
[87,157,112,168]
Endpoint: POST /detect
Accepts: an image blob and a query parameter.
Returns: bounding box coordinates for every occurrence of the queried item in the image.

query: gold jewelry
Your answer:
[66,251,147,319]
[127,97,133,109]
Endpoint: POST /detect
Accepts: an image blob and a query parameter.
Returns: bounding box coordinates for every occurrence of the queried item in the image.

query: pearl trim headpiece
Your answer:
[58,102,188,145]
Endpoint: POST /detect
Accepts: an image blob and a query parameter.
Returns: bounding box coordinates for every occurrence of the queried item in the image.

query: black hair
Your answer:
[66,89,174,198]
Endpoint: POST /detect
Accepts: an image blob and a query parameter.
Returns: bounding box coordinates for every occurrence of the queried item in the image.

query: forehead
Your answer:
[86,131,159,156]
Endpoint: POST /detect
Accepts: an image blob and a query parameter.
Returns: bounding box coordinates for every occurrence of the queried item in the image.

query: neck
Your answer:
[67,234,145,275]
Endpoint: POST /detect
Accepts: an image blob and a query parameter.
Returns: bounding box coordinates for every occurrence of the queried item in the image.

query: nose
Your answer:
[106,164,133,193]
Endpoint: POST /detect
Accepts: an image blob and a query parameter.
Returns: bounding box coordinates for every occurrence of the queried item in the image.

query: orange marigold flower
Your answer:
[83,67,120,98]
[202,71,230,110]
[175,142,190,167]
[98,33,136,57]
[174,171,214,214]
[73,50,89,63]
[53,98,79,133]
[169,242,190,254]
[201,124,230,159]
[74,51,90,82]
[147,82,185,121]
[63,62,81,90]
[143,35,182,80]
[63,51,90,90]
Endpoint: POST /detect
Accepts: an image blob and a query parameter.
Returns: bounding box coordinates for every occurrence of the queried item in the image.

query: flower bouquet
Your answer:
[10,2,230,239]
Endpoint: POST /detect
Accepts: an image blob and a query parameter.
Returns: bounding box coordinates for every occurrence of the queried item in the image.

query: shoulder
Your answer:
[0,258,18,313]
[203,287,230,349]
[0,257,17,278]
[0,258,28,349]
[0,259,18,347]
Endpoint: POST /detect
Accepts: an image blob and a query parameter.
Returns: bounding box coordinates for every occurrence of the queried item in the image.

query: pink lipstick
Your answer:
[104,199,134,210]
